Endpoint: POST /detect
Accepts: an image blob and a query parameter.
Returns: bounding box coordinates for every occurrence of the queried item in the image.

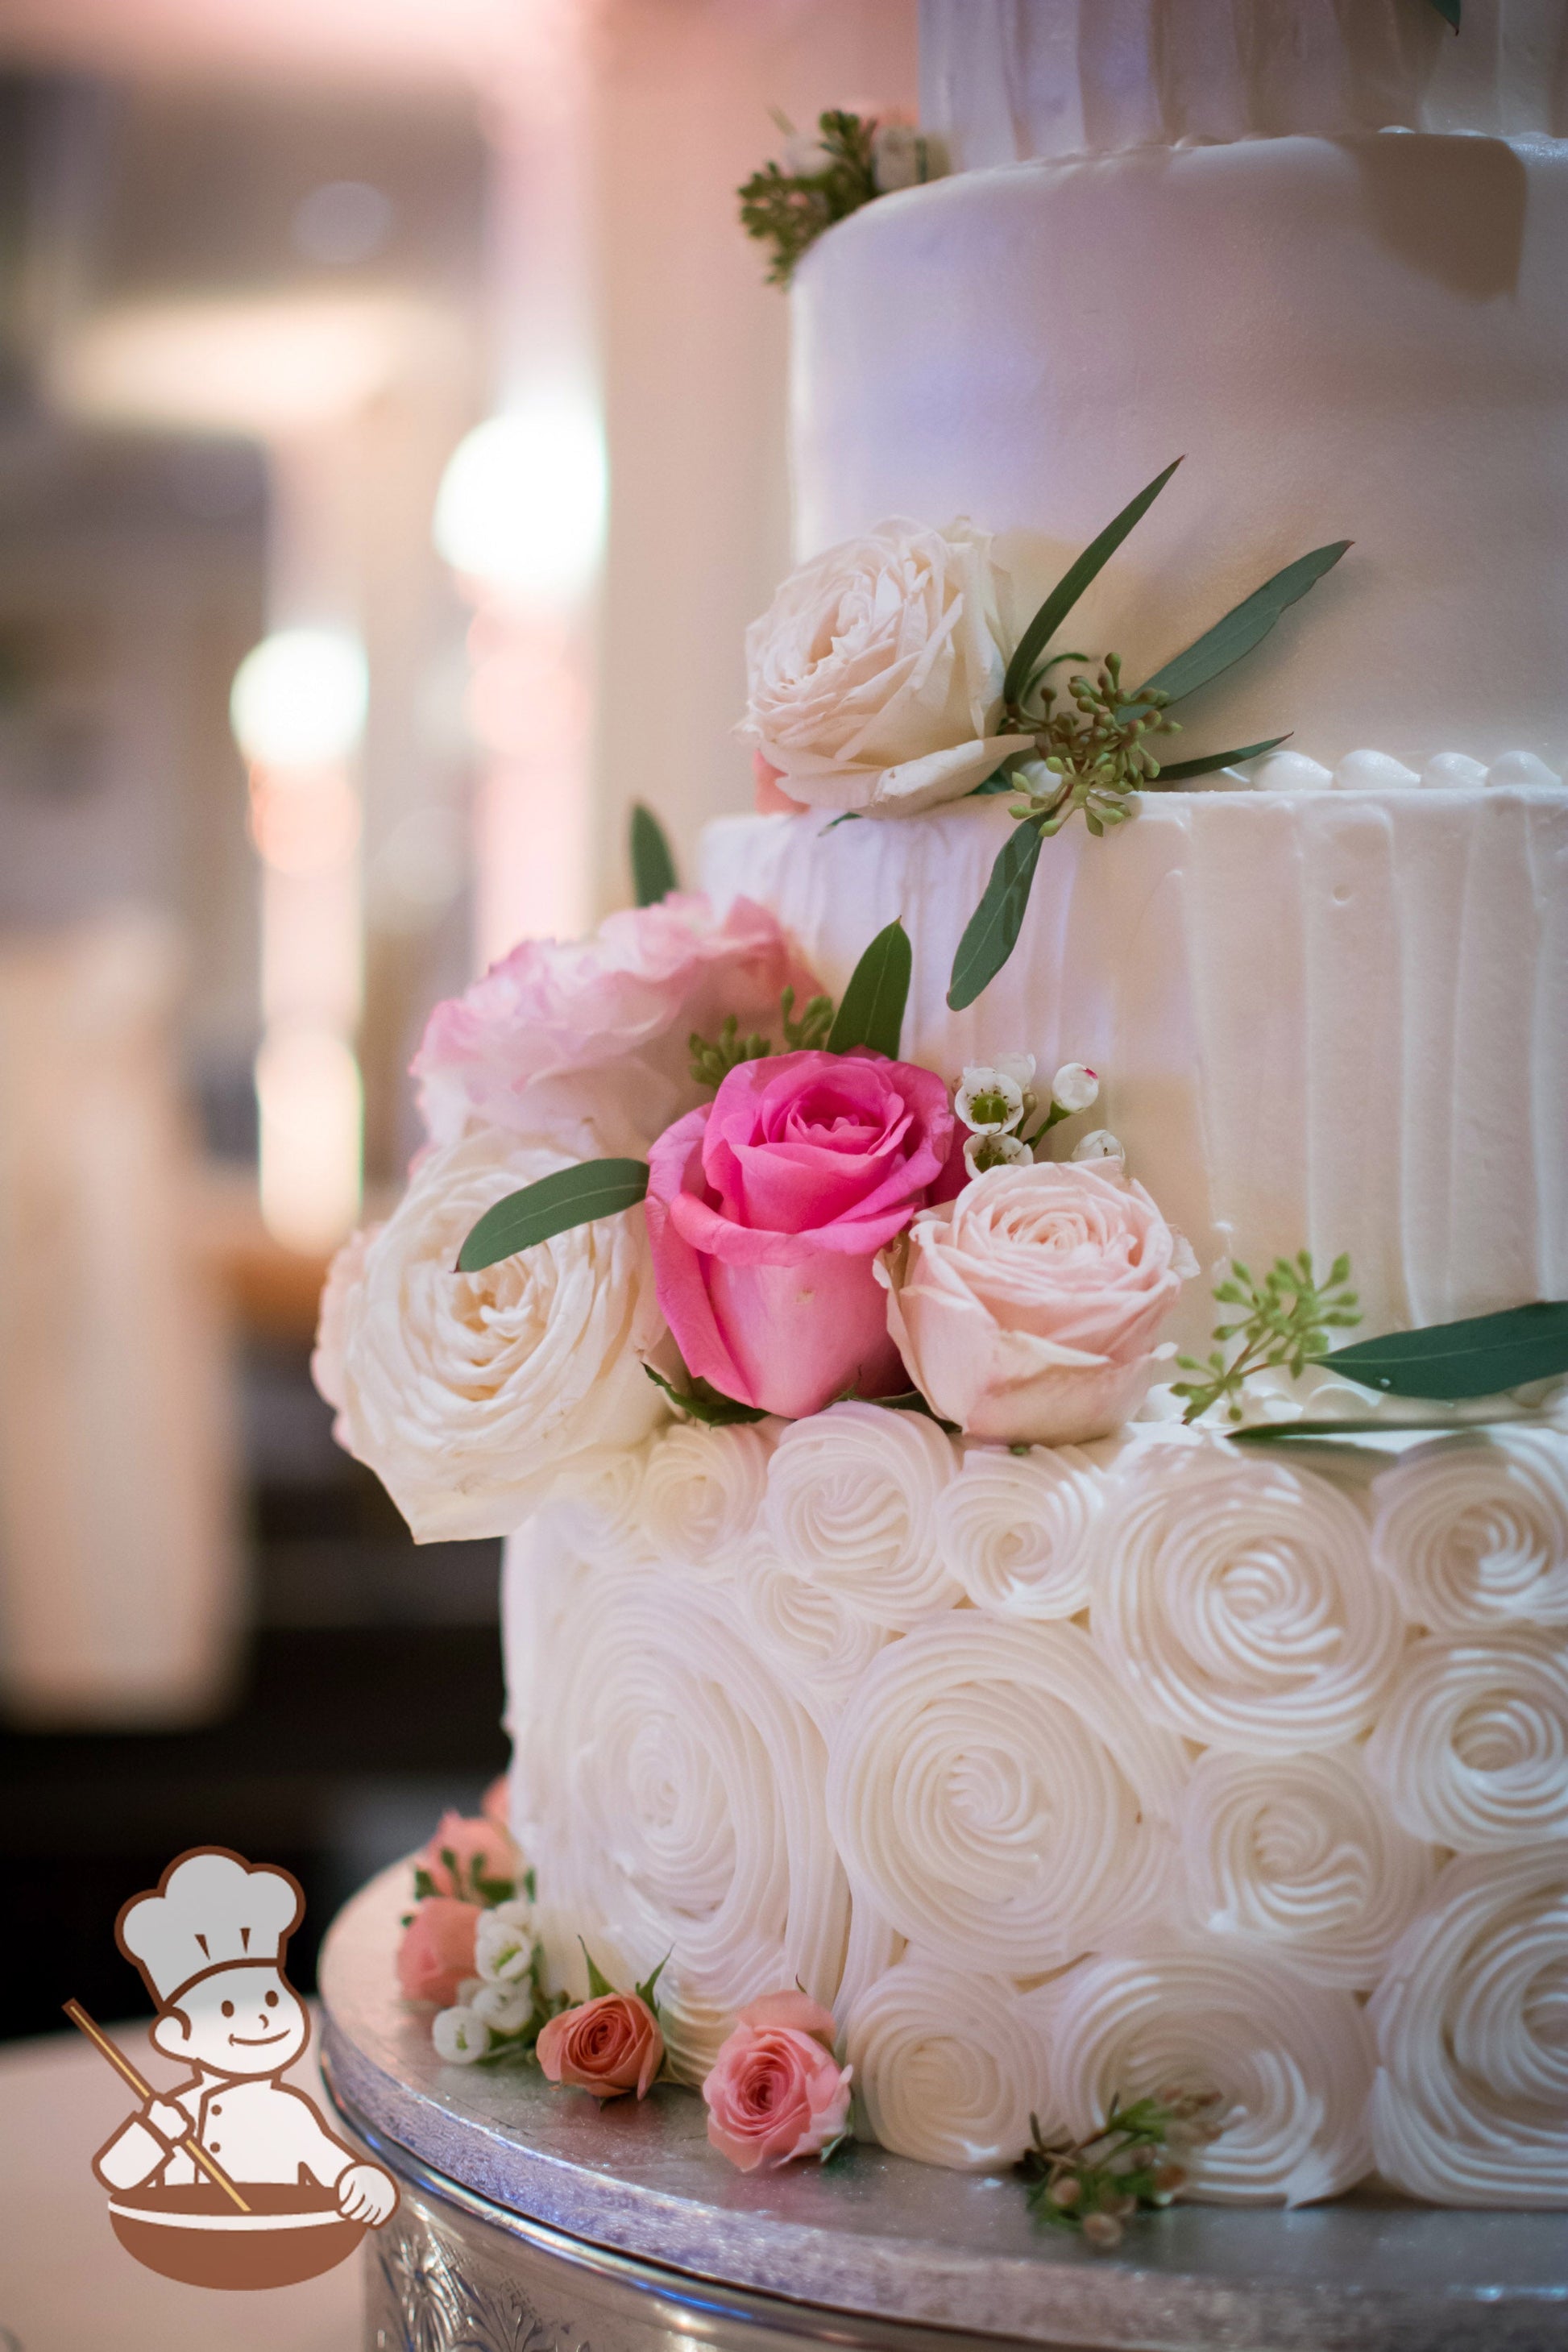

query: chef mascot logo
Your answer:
[72,1847,397,2290]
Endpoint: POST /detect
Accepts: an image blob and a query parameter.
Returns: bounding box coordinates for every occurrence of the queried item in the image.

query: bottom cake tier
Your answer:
[502,1405,1568,2208]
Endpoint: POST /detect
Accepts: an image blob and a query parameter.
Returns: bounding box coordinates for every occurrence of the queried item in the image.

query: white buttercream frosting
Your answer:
[919,0,1568,165]
[701,786,1568,1359]
[1365,1631,1568,1851]
[764,1403,961,1630]
[844,1953,1053,2169]
[1045,1941,1375,2205]
[1371,1431,1568,1631]
[639,1420,775,1575]
[825,1614,1187,1968]
[506,1537,848,2079]
[1177,1746,1436,1989]
[500,1416,1568,2196]
[935,1439,1108,1618]
[1368,1844,1568,2206]
[1089,1443,1403,1753]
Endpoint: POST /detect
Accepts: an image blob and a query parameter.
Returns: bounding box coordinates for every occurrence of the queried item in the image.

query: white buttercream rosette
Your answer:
[1365,1629,1568,1851]
[507,1543,848,2078]
[639,1420,776,1576]
[1089,1442,1401,1752]
[844,1955,1054,2170]
[825,1616,1187,1971]
[1177,1746,1435,1989]
[1369,1844,1568,2206]
[535,1441,653,1565]
[318,1127,666,1541]
[763,1403,961,1629]
[742,516,1032,815]
[732,1534,892,1722]
[1047,1942,1374,2205]
[1371,1430,1568,1631]
[934,1441,1109,1620]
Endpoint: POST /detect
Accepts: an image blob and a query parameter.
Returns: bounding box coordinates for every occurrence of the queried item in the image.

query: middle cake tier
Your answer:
[702,789,1568,1353]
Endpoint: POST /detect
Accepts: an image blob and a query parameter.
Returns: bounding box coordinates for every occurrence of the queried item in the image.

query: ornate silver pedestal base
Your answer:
[321,1868,1568,2352]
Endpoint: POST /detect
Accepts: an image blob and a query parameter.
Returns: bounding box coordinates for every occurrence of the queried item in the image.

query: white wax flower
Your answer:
[475,1901,536,1985]
[1051,1062,1100,1114]
[1072,1128,1124,1162]
[782,130,832,176]
[471,1979,535,2034]
[432,2006,490,2064]
[742,518,1034,815]
[955,1064,1029,1136]
[962,1130,1032,1179]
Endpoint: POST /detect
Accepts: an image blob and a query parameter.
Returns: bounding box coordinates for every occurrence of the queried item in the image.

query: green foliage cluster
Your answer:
[1173,1252,1361,1425]
[1021,2091,1224,2249]
[737,111,880,287]
[689,984,836,1090]
[1007,653,1176,840]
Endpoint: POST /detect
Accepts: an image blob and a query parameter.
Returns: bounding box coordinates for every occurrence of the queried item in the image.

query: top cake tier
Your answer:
[921,0,1568,164]
[790,126,1568,774]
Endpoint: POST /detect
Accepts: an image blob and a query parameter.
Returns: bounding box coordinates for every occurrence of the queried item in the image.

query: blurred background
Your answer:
[0,0,915,2038]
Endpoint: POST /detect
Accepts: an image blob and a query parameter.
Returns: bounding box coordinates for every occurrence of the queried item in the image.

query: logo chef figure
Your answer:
[93,1848,397,2239]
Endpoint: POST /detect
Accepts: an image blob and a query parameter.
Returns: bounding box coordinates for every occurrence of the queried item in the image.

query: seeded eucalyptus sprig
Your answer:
[947,459,1350,1011]
[1172,1252,1361,1425]
[1020,2091,1225,2250]
[738,110,879,288]
[689,982,836,1089]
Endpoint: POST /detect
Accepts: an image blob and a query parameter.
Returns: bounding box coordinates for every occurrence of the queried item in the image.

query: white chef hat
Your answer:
[118,1848,303,2008]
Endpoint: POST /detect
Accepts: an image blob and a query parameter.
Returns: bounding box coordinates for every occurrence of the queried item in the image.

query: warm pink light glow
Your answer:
[248,764,363,877]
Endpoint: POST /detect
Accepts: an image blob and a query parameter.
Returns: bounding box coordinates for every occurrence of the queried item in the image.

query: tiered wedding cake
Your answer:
[321,0,1568,2214]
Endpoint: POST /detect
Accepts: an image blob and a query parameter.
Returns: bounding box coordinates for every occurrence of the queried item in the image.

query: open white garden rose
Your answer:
[313,1124,666,1541]
[741,517,1034,815]
[876,1159,1195,1444]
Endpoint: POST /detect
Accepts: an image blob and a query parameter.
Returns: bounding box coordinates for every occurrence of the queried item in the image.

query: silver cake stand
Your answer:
[319,1867,1566,2352]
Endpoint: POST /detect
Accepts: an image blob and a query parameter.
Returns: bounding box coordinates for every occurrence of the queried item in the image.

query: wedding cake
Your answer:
[319,0,1568,2221]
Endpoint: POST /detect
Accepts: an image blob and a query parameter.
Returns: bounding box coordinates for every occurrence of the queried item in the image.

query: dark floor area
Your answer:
[0,1338,508,2040]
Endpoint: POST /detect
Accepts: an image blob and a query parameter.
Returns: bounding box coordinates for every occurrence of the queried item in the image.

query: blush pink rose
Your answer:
[703,2022,853,2172]
[396,1898,479,2006]
[414,1810,516,1902]
[753,749,804,814]
[536,1993,663,2101]
[412,894,818,1150]
[645,1049,953,1418]
[877,1158,1196,1445]
[481,1776,510,1832]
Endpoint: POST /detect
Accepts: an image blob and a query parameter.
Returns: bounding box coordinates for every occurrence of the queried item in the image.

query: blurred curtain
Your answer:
[0,908,242,1724]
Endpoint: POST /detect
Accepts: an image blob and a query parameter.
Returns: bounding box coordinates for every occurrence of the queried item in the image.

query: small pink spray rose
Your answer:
[702,1993,852,2172]
[536,1993,664,2102]
[396,1898,479,2007]
[413,1810,516,1902]
[645,1048,952,1418]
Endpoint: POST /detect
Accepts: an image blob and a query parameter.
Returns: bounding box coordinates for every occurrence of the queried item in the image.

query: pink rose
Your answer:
[396,1898,479,2006]
[481,1775,510,1832]
[877,1159,1194,1445]
[412,894,817,1151]
[645,1050,953,1418]
[415,1811,516,1902]
[703,2022,853,2172]
[753,749,803,814]
[536,1993,663,2101]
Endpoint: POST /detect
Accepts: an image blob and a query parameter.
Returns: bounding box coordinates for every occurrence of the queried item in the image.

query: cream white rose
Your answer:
[318,1124,666,1542]
[876,1159,1194,1445]
[741,517,1034,815]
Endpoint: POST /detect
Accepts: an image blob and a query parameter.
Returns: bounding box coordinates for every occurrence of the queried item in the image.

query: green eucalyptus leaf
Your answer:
[1133,541,1350,711]
[644,1365,769,1425]
[1228,1418,1517,1446]
[579,1941,616,2001]
[827,919,912,1058]
[1001,458,1183,709]
[1312,1302,1568,1400]
[948,819,1045,1010]
[629,803,679,906]
[821,811,864,831]
[1429,0,1461,25]
[457,1159,649,1274]
[1148,735,1290,783]
[968,769,1019,798]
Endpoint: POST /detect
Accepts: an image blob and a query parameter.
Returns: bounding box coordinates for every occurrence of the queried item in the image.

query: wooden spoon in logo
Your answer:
[63,1998,252,2213]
